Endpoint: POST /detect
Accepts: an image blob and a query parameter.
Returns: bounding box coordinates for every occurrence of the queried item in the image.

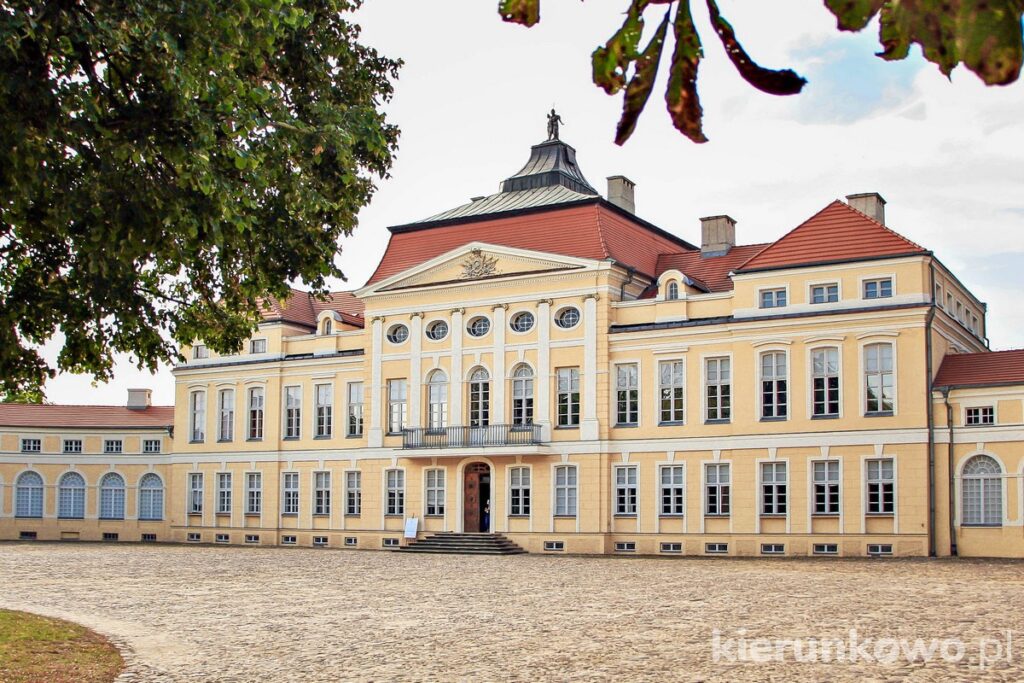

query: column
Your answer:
[368,316,384,448]
[450,308,465,425]
[408,313,423,428]
[536,299,552,441]
[582,294,599,440]
[492,304,507,424]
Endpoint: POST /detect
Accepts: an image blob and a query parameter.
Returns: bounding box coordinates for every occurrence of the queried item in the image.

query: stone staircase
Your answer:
[397,532,527,555]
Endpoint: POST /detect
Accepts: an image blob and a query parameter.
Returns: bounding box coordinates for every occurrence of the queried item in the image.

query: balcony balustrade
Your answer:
[402,424,542,449]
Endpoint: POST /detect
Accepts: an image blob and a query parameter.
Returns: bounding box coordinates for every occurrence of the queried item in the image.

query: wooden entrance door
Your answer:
[463,463,490,532]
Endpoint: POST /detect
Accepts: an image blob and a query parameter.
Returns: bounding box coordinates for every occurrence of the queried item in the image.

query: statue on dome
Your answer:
[547,108,564,141]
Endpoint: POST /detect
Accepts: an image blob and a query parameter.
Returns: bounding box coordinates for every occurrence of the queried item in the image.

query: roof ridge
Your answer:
[592,203,612,261]
[838,200,926,252]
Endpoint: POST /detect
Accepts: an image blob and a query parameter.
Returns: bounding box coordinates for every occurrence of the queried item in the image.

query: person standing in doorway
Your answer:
[482,501,490,531]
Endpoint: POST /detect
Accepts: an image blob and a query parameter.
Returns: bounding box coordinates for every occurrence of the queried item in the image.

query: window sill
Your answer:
[281,513,298,517]
[865,513,895,518]
[658,421,685,427]
[314,435,333,440]
[554,425,580,430]
[346,434,364,439]
[246,438,264,442]
[963,423,995,428]
[658,514,685,518]
[553,515,577,519]
[865,411,894,418]
[614,514,637,519]
[507,514,530,518]
[811,414,840,420]
[424,514,445,519]
[188,512,202,516]
[384,514,404,518]
[188,440,205,445]
[760,416,788,422]
[345,513,362,518]
[283,436,301,441]
[812,513,840,518]
[704,419,731,425]
[960,523,1003,528]
[312,513,330,518]
[217,439,233,444]
[385,432,403,437]
[614,423,638,429]
[245,512,261,517]
[216,512,231,517]
[704,514,731,518]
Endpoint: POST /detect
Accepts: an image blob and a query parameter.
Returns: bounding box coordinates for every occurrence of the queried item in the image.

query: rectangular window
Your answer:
[543,541,565,552]
[615,364,639,426]
[314,471,331,516]
[192,344,209,359]
[761,462,787,515]
[705,463,730,516]
[104,439,122,454]
[811,348,841,417]
[284,386,302,439]
[864,343,895,414]
[866,458,895,514]
[554,465,578,516]
[614,541,636,553]
[216,472,232,514]
[245,472,262,514]
[217,388,234,442]
[705,543,728,554]
[346,471,362,515]
[315,384,333,438]
[245,534,260,544]
[189,391,206,442]
[660,542,682,553]
[425,469,445,516]
[247,387,264,440]
[660,465,685,516]
[863,278,893,299]
[282,472,299,515]
[249,338,267,354]
[347,383,364,437]
[19,531,38,541]
[810,283,839,304]
[63,439,83,454]
[760,288,786,308]
[385,469,404,515]
[215,533,229,544]
[658,360,685,424]
[281,535,297,545]
[20,438,41,453]
[387,380,407,434]
[142,439,161,453]
[313,536,328,547]
[188,472,203,514]
[101,532,119,542]
[705,357,731,422]
[966,406,995,426]
[761,543,785,555]
[344,537,358,547]
[509,467,531,516]
[556,367,581,427]
[382,538,400,548]
[614,465,638,515]
[867,543,893,556]
[760,352,788,419]
[141,533,157,543]
[186,532,201,542]
[813,460,841,514]
[813,543,839,555]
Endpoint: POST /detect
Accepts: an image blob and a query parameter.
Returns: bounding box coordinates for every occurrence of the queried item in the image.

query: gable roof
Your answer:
[0,404,175,429]
[260,289,364,329]
[735,200,928,273]
[934,349,1024,388]
[656,243,771,293]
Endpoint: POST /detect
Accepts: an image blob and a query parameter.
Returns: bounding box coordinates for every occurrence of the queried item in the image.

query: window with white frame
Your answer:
[705,463,730,516]
[15,471,43,518]
[387,379,407,434]
[63,439,83,454]
[104,439,123,454]
[20,438,40,453]
[138,473,164,520]
[760,462,787,515]
[58,472,86,519]
[143,439,161,453]
[284,386,302,438]
[468,368,490,427]
[511,365,534,427]
[314,471,331,515]
[811,348,841,417]
[556,367,580,427]
[554,465,577,516]
[385,469,404,515]
[810,283,839,304]
[866,458,895,514]
[192,344,209,359]
[863,278,893,299]
[250,338,267,354]
[347,382,364,437]
[615,465,638,515]
[281,472,299,515]
[864,343,895,414]
[705,357,731,422]
[760,288,786,309]
[658,360,685,424]
[99,472,125,520]
[509,467,530,516]
[666,281,679,300]
[426,370,448,431]
[189,390,206,442]
[961,455,1002,526]
[315,383,333,438]
[188,472,204,514]
[660,465,684,515]
[760,351,788,419]
[217,472,232,514]
[217,388,234,442]
[966,406,994,426]
[245,472,262,514]
[425,469,445,516]
[321,318,333,335]
[247,387,264,440]
[615,364,639,426]
[813,461,840,514]
[346,471,362,515]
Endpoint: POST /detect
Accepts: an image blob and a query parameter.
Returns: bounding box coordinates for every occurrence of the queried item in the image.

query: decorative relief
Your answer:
[460,249,499,280]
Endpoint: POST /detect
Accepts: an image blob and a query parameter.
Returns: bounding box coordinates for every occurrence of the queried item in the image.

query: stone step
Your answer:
[399,532,527,556]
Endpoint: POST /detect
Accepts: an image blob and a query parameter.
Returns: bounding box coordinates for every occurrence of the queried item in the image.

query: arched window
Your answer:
[962,455,1002,526]
[58,472,86,519]
[666,281,679,300]
[321,319,333,335]
[99,472,126,520]
[138,473,164,521]
[426,369,448,431]
[15,471,44,518]
[511,365,534,427]
[469,368,490,427]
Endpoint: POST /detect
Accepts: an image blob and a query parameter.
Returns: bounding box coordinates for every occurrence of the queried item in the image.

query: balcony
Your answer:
[402,424,543,450]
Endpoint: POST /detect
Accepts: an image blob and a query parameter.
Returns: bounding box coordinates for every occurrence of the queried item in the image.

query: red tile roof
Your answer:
[260,289,364,329]
[934,349,1024,388]
[0,404,175,429]
[736,200,928,273]
[367,202,694,285]
[656,243,771,293]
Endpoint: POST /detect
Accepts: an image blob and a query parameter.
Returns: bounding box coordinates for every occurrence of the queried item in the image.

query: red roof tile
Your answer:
[260,289,364,329]
[736,201,928,273]
[656,243,771,292]
[0,404,175,429]
[934,349,1024,387]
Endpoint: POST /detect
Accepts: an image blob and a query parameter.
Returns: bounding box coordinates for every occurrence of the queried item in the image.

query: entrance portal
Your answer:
[463,463,492,532]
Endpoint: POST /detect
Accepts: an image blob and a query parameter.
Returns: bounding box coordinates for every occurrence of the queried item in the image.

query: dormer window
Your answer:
[321,319,333,335]
[666,281,679,300]
[759,288,786,309]
[863,278,892,299]
[810,283,839,304]
[192,344,209,359]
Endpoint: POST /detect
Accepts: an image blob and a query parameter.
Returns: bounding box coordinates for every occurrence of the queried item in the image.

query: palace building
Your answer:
[2,131,1023,558]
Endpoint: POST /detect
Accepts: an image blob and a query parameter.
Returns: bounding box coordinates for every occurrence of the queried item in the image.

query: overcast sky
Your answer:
[42,0,1024,405]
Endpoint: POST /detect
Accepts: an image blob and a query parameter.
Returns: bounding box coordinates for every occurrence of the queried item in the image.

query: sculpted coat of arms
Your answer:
[460,249,498,280]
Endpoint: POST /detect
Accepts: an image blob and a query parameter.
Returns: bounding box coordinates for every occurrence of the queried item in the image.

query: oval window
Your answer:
[426,320,449,341]
[467,316,491,337]
[386,324,409,344]
[510,311,535,333]
[555,307,580,329]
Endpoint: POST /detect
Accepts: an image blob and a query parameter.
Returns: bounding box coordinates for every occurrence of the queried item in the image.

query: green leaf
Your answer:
[498,0,540,27]
[592,0,649,95]
[615,10,670,145]
[664,1,707,143]
[824,0,886,31]
[707,0,806,96]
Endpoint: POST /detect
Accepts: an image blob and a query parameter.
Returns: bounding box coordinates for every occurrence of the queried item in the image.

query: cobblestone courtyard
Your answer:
[1,544,1023,681]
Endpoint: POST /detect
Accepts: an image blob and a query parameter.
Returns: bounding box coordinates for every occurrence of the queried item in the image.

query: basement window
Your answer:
[813,543,839,555]
[761,543,785,555]
[382,538,400,548]
[705,543,728,554]
[867,544,893,557]
[245,535,260,545]
[141,534,157,543]
[281,535,297,545]
[186,532,201,543]
[614,541,636,553]
[19,531,37,541]
[660,542,682,554]
[215,534,229,544]
[543,541,565,552]
[313,536,329,547]
[344,537,358,547]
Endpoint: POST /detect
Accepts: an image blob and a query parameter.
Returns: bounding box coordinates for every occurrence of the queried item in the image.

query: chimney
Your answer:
[700,215,736,256]
[606,176,636,214]
[127,388,152,410]
[846,192,886,225]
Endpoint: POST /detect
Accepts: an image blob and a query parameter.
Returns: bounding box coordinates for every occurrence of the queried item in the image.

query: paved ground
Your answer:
[1,545,1023,682]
